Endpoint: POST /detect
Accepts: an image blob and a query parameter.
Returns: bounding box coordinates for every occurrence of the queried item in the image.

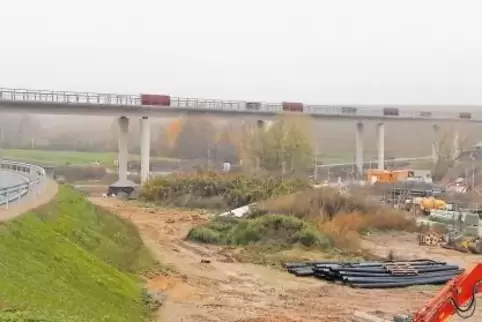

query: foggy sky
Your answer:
[1,0,481,105]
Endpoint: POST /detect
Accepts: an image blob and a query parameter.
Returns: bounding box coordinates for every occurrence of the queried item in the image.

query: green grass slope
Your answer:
[0,185,155,322]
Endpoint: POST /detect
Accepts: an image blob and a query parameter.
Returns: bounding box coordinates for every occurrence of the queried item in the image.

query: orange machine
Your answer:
[410,197,447,216]
[366,169,412,184]
[392,262,482,321]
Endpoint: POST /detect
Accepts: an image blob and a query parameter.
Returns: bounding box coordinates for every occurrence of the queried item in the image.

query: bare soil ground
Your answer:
[88,197,482,322]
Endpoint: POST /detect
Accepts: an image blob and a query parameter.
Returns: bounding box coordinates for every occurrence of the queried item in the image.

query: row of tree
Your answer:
[1,113,315,175]
[159,115,315,174]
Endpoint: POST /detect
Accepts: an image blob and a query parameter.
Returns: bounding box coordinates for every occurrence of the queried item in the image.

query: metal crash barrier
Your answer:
[0,159,46,209]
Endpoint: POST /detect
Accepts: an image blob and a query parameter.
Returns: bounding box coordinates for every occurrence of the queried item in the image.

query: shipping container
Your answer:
[246,101,262,110]
[341,106,357,114]
[383,107,399,116]
[459,112,471,120]
[140,94,171,106]
[419,111,432,117]
[282,101,303,112]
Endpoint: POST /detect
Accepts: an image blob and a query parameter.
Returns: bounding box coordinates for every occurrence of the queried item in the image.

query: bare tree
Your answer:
[432,124,480,182]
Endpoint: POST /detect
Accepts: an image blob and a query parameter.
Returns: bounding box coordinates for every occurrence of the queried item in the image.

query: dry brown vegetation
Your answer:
[186,185,417,259]
[250,188,417,253]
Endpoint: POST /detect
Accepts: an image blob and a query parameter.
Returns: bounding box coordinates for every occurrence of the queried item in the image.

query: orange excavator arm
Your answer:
[394,263,482,322]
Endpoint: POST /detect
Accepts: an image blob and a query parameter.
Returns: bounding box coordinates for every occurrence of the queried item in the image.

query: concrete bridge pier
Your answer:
[109,116,135,195]
[432,124,440,164]
[452,126,460,161]
[140,116,150,184]
[355,122,364,177]
[377,122,385,170]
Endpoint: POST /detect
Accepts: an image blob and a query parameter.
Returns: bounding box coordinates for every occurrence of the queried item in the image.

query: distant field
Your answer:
[1,148,354,167]
[0,149,180,167]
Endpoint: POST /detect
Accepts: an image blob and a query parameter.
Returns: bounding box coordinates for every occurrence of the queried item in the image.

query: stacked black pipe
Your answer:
[283,259,463,289]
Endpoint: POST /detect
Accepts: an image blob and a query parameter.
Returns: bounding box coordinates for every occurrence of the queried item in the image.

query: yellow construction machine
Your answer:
[418,230,482,254]
[407,197,447,216]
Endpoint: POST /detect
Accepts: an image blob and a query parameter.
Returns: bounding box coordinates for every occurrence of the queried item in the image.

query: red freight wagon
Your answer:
[383,107,399,116]
[282,102,303,112]
[140,94,171,106]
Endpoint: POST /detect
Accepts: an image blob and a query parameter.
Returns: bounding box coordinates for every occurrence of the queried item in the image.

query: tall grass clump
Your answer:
[252,187,417,251]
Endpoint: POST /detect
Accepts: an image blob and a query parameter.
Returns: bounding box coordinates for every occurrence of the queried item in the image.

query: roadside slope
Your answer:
[0,185,155,321]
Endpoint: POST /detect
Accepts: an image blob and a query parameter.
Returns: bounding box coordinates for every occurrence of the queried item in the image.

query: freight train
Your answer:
[140,94,307,113]
[139,94,474,120]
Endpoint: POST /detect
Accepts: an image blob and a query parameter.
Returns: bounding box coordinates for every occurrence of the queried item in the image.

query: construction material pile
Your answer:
[284,259,463,289]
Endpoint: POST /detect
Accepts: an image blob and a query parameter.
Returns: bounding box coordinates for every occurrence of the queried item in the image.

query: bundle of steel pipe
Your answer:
[283,259,463,289]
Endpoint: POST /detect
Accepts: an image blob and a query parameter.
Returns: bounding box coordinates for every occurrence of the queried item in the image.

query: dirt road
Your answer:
[89,198,482,322]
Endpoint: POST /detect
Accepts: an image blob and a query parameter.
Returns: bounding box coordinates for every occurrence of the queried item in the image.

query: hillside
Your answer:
[0,185,155,321]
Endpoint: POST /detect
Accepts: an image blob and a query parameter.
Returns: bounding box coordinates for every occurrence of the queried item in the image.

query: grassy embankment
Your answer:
[0,185,156,321]
[1,148,179,168]
[141,172,417,264]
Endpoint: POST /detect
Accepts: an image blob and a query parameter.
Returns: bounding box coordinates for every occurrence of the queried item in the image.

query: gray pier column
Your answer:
[108,116,135,195]
[377,122,385,170]
[453,127,460,161]
[355,122,364,176]
[432,124,439,164]
[117,116,129,183]
[140,116,150,184]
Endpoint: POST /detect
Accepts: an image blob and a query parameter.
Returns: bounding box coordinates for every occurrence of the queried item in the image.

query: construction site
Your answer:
[47,114,480,322]
[3,1,482,321]
[81,136,482,322]
[4,110,482,321]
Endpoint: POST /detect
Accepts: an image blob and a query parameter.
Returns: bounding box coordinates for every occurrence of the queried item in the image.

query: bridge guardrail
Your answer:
[0,87,480,122]
[0,159,46,209]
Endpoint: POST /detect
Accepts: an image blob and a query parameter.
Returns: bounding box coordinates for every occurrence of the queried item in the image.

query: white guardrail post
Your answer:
[0,160,46,209]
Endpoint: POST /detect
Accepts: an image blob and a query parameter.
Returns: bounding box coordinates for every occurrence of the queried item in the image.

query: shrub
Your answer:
[187,215,331,249]
[141,172,310,209]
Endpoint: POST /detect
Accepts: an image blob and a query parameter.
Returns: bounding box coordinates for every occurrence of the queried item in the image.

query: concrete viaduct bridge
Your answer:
[0,87,476,189]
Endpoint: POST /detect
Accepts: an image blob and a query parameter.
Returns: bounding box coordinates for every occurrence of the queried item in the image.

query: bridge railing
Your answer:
[0,87,479,121]
[0,159,46,209]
